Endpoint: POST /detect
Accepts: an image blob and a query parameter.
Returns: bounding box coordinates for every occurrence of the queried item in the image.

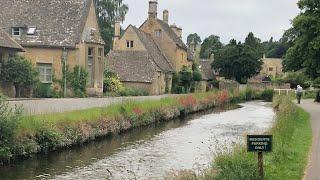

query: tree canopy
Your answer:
[283,0,320,78]
[199,35,223,59]
[94,0,129,53]
[187,33,202,47]
[212,40,262,84]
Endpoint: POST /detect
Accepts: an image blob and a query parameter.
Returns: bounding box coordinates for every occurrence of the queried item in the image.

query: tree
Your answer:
[244,32,264,58]
[187,33,202,47]
[94,0,129,53]
[212,41,262,84]
[262,37,289,58]
[283,0,320,78]
[69,66,88,97]
[0,56,38,97]
[200,35,223,59]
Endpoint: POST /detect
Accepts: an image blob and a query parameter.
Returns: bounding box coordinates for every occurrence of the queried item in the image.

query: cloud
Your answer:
[122,0,300,43]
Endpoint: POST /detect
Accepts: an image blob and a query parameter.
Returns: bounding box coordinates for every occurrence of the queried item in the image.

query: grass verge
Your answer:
[1,90,241,163]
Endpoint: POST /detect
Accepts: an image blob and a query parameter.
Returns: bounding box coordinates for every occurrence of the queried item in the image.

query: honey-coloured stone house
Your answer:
[0,0,105,97]
[107,0,193,95]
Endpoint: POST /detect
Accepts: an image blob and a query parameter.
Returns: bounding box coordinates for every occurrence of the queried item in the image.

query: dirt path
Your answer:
[299,99,320,180]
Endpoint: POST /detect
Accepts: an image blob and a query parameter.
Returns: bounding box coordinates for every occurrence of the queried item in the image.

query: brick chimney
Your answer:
[148,0,158,19]
[163,10,169,24]
[113,20,121,50]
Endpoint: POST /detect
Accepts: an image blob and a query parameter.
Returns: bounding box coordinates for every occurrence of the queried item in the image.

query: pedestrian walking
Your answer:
[315,90,320,103]
[296,85,303,104]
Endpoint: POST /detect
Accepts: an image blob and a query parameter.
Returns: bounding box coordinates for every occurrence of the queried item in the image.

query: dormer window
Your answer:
[126,40,134,48]
[155,29,162,37]
[27,27,36,35]
[12,27,21,37]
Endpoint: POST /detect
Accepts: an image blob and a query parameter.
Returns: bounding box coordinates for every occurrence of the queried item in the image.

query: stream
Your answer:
[0,101,275,180]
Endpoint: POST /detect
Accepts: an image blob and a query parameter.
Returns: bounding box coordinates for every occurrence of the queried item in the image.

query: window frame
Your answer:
[126,40,134,48]
[12,27,21,37]
[155,29,162,37]
[37,63,53,83]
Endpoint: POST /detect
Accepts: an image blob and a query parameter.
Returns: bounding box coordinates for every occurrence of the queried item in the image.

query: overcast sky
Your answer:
[122,0,300,44]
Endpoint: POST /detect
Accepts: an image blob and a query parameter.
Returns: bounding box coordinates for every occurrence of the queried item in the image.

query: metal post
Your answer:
[258,152,264,179]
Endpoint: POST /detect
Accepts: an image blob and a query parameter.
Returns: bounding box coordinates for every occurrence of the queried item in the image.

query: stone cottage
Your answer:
[0,29,24,97]
[199,59,215,91]
[260,57,283,77]
[107,0,192,95]
[0,0,105,96]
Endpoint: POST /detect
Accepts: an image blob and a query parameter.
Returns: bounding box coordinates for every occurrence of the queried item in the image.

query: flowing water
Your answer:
[0,101,274,180]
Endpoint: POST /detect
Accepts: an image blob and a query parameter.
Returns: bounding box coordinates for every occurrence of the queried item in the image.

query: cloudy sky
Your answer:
[122,0,300,44]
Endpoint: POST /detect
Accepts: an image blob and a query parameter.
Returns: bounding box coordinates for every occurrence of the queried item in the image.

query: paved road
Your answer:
[299,99,320,180]
[8,95,176,115]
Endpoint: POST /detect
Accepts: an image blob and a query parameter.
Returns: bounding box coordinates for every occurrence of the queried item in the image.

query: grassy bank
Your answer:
[0,90,242,163]
[171,96,312,180]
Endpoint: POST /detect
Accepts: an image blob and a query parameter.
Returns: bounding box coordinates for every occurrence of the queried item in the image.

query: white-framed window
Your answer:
[27,27,36,35]
[37,63,53,83]
[87,47,94,86]
[126,40,134,48]
[12,27,21,37]
[155,29,162,37]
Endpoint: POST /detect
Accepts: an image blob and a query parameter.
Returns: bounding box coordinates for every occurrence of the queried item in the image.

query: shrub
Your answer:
[103,69,123,93]
[0,56,38,97]
[0,97,22,160]
[33,83,61,98]
[244,87,255,101]
[69,66,88,97]
[313,77,320,88]
[119,87,149,96]
[261,89,274,102]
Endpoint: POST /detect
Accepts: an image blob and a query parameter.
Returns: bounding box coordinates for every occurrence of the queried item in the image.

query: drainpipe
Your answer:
[62,47,68,97]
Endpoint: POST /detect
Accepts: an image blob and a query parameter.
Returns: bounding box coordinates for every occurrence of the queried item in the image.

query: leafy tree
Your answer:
[283,0,320,78]
[262,37,289,58]
[244,32,264,57]
[94,0,129,53]
[213,41,262,84]
[200,35,223,59]
[187,33,202,47]
[284,71,311,89]
[0,56,38,97]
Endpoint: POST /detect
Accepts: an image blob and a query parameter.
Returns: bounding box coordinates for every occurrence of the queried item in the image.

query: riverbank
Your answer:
[0,90,241,163]
[171,96,312,179]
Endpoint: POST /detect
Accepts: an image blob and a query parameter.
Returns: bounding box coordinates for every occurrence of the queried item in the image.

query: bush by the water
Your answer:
[260,89,274,102]
[0,98,22,161]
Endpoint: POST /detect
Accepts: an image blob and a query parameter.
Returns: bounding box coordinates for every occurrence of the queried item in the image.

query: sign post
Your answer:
[247,135,272,179]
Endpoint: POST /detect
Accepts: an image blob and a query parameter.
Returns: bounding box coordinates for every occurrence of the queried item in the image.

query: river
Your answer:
[0,101,275,180]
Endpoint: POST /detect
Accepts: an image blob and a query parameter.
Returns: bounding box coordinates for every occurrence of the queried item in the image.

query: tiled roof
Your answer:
[156,19,188,50]
[131,26,174,72]
[0,29,24,50]
[200,59,214,80]
[107,51,159,83]
[0,0,104,48]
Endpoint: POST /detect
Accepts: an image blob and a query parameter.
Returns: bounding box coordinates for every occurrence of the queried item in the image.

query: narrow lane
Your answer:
[299,100,320,180]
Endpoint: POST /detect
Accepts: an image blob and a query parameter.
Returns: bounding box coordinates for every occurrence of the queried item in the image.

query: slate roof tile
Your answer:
[0,29,24,50]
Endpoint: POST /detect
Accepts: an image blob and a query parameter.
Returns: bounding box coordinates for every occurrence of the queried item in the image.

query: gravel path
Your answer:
[298,99,320,180]
[8,95,176,115]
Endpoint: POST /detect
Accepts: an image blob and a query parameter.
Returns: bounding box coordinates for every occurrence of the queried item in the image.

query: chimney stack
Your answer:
[163,10,169,24]
[113,20,121,50]
[148,0,158,19]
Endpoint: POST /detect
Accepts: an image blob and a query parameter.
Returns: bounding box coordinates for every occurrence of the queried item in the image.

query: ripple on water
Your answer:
[52,101,274,180]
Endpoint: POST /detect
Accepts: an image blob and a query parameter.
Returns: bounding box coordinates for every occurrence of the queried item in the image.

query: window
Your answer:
[98,48,103,61]
[27,27,36,35]
[126,40,134,48]
[269,67,274,72]
[87,47,94,86]
[12,27,21,37]
[37,63,53,83]
[155,29,162,37]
